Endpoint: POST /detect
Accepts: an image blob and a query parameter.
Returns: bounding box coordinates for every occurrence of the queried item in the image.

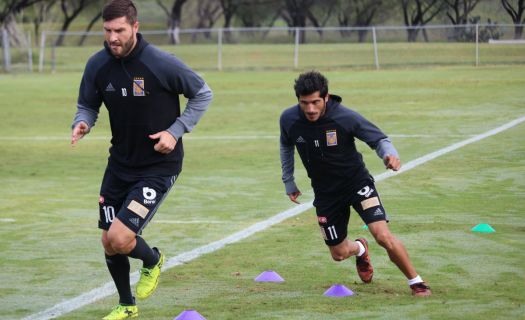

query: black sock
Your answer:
[105,253,134,305]
[127,236,159,268]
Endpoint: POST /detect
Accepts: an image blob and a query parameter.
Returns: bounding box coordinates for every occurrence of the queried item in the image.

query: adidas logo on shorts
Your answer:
[129,217,140,227]
[373,208,383,216]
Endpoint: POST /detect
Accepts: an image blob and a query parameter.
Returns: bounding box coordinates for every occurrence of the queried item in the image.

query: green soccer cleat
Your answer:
[102,304,138,319]
[136,247,165,299]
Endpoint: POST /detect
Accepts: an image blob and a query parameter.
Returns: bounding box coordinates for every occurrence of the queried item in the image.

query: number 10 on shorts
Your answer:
[102,205,115,223]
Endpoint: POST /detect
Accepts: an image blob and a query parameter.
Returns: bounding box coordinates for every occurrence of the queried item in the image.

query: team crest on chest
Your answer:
[133,77,146,96]
[326,130,337,146]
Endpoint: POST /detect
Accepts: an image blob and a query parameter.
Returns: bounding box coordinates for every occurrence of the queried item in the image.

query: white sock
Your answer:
[407,275,423,286]
[356,240,365,257]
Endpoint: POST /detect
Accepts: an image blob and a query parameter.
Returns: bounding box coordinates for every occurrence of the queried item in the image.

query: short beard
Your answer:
[120,35,135,57]
[110,32,136,58]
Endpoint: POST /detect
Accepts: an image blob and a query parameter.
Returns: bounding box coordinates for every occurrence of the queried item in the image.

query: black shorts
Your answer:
[98,168,178,234]
[314,178,389,246]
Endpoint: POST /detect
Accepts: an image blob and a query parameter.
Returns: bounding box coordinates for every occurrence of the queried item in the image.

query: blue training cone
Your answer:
[323,284,355,297]
[173,309,207,320]
[254,270,285,282]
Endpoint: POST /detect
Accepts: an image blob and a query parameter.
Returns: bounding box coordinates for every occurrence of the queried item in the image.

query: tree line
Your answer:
[1,0,524,46]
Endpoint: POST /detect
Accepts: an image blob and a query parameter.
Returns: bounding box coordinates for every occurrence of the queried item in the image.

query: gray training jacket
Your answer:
[73,33,212,177]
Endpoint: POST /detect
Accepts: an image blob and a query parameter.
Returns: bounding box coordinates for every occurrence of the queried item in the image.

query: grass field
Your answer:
[8,41,525,73]
[0,65,524,319]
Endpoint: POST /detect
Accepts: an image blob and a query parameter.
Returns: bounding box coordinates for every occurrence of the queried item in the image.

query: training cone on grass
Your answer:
[471,223,496,233]
[254,270,285,282]
[323,284,354,297]
[173,309,207,320]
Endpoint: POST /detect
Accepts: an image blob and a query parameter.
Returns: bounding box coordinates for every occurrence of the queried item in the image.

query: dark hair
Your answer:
[294,71,329,98]
[102,0,138,25]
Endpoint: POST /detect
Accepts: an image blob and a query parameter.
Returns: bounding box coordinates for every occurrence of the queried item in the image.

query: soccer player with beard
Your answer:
[71,1,212,318]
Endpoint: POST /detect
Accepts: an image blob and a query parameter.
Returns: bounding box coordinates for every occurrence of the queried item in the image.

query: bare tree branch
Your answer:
[155,0,170,17]
[401,0,446,42]
[501,0,524,38]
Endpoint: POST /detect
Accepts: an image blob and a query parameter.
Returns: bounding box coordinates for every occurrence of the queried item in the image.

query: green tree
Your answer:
[191,0,221,41]
[444,0,481,25]
[501,0,524,38]
[337,0,383,42]
[443,0,482,41]
[0,0,47,24]
[279,0,324,43]
[234,0,281,28]
[78,0,105,46]
[18,0,57,46]
[55,0,100,46]
[156,0,188,44]
[1,0,48,46]
[401,0,446,42]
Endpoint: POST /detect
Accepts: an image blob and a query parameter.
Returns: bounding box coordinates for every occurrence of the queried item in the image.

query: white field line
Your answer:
[22,115,525,320]
[0,133,472,141]
[153,219,228,224]
[0,135,278,141]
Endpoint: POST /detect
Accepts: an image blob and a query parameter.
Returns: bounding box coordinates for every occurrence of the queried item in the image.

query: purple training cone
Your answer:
[173,309,207,320]
[254,270,285,282]
[323,284,355,297]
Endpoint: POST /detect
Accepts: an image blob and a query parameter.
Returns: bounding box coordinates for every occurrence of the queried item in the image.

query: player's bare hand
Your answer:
[71,121,90,145]
[384,154,401,171]
[149,131,177,154]
[288,191,302,204]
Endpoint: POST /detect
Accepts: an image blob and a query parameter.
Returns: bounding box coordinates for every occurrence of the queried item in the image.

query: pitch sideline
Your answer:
[23,115,525,320]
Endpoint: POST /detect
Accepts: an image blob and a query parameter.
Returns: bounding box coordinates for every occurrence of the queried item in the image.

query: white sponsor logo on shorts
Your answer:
[143,187,157,205]
[357,186,374,197]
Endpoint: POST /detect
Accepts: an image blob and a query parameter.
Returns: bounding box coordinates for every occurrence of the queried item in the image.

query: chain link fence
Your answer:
[1,24,524,73]
[1,28,34,73]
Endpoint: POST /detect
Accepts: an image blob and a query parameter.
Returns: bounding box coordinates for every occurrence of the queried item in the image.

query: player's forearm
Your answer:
[167,83,213,139]
[280,143,299,194]
[72,104,99,129]
[375,138,399,159]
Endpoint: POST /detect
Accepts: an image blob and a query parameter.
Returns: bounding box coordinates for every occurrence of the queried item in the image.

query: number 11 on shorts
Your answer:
[327,225,338,240]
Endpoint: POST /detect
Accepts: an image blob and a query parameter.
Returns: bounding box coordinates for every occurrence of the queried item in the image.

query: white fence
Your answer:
[2,24,524,73]
[0,28,34,72]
